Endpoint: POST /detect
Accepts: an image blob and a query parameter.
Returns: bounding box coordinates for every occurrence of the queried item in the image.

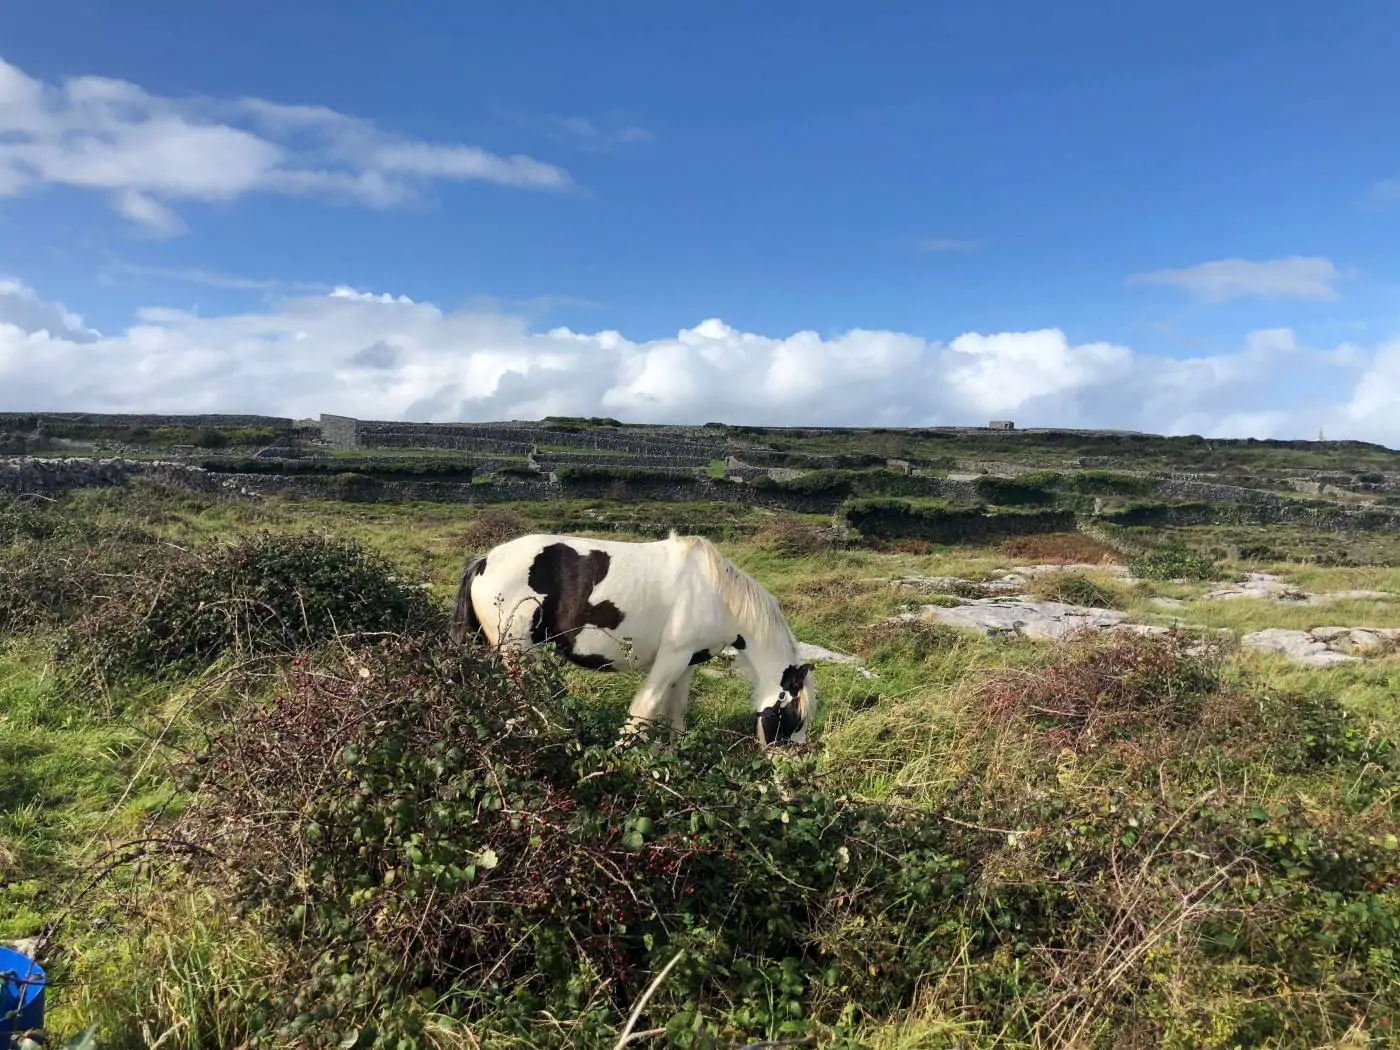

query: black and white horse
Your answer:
[450,531,817,745]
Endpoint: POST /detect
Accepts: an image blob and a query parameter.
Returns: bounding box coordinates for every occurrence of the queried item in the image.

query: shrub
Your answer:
[1127,537,1219,581]
[979,629,1222,749]
[752,517,836,557]
[173,635,967,1047]
[62,533,442,680]
[193,428,231,449]
[457,507,530,550]
[0,524,161,633]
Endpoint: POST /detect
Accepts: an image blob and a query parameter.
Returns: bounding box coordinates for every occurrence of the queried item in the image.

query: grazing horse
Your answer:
[450,531,817,745]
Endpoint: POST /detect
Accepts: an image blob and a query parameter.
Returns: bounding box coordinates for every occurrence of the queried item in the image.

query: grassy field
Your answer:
[3,484,1399,1049]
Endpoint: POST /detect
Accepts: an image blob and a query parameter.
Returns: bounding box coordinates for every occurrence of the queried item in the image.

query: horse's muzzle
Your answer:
[757,702,803,746]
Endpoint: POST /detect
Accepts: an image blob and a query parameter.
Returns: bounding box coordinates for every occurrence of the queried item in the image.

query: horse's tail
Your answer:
[450,554,487,645]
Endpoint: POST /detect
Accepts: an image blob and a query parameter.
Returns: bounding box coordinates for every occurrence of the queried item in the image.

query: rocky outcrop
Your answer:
[1242,626,1399,667]
[904,598,1131,640]
[1204,572,1393,606]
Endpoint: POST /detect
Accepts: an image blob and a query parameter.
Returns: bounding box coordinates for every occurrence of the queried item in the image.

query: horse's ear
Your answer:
[799,662,814,679]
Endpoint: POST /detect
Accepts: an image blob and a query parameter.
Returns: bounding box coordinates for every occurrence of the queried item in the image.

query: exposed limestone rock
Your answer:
[795,641,877,679]
[1206,572,1310,602]
[1205,572,1393,606]
[892,564,1125,598]
[1241,626,1400,667]
[1008,563,1128,576]
[891,574,1022,595]
[908,598,1130,641]
[1149,596,1187,610]
[1306,589,1393,605]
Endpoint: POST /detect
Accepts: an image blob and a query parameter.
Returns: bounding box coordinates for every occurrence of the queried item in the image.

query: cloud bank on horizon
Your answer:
[2,276,1392,444]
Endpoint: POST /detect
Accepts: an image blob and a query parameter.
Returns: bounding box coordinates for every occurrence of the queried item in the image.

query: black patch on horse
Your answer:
[733,634,747,650]
[526,542,625,670]
[780,662,812,698]
[688,649,713,666]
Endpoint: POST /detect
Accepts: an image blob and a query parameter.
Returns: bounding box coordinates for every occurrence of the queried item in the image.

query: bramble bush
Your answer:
[146,628,1400,1049]
[61,532,442,681]
[171,635,971,1048]
[2,501,442,681]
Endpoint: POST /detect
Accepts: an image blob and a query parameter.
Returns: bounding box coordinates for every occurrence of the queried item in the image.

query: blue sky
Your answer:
[2,1,1399,438]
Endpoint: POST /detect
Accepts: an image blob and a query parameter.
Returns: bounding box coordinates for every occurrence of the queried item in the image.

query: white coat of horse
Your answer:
[450,531,817,745]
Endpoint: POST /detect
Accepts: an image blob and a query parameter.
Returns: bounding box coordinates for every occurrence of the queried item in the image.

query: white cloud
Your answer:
[0,56,571,236]
[1127,256,1342,303]
[101,259,329,293]
[0,278,101,342]
[920,238,979,253]
[0,276,1393,444]
[1365,178,1400,207]
[545,115,653,151]
[114,190,189,238]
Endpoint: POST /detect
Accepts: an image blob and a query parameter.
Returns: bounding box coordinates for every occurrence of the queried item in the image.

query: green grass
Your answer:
[5,485,1400,1048]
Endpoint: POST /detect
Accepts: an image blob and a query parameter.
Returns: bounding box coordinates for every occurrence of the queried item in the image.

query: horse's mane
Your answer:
[669,532,795,654]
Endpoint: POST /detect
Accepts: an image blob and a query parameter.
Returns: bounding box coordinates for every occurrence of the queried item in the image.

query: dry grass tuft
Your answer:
[1024,570,1124,609]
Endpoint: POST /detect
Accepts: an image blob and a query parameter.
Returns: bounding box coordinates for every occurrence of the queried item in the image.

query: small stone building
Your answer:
[988,420,1015,430]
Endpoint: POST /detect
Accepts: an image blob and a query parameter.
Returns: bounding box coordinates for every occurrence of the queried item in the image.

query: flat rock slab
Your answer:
[1009,563,1127,576]
[1206,572,1310,602]
[913,598,1129,641]
[892,564,1124,597]
[1149,596,1187,610]
[796,641,877,679]
[1305,589,1393,605]
[1242,626,1400,667]
[1205,572,1394,606]
[892,575,1022,595]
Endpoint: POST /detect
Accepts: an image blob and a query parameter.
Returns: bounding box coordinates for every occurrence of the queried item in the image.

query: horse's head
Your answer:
[756,661,816,746]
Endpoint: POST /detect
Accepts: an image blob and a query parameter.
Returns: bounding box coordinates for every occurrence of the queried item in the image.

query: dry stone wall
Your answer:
[533,453,716,471]
[360,432,535,454]
[1156,478,1292,505]
[0,412,293,431]
[8,454,1400,534]
[0,457,228,496]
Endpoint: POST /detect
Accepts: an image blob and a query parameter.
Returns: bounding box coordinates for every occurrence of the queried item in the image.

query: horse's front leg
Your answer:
[664,667,695,734]
[619,650,693,745]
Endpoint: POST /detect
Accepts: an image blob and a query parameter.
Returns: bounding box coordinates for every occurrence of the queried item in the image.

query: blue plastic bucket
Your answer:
[0,946,45,1039]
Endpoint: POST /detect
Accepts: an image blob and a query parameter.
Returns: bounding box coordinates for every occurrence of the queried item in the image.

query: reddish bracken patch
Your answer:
[978,629,1220,751]
[998,532,1120,566]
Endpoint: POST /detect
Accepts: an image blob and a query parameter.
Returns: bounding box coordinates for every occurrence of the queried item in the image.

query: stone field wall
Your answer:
[0,412,294,431]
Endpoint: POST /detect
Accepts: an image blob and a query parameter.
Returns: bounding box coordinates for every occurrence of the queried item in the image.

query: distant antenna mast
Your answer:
[1318,427,1325,442]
